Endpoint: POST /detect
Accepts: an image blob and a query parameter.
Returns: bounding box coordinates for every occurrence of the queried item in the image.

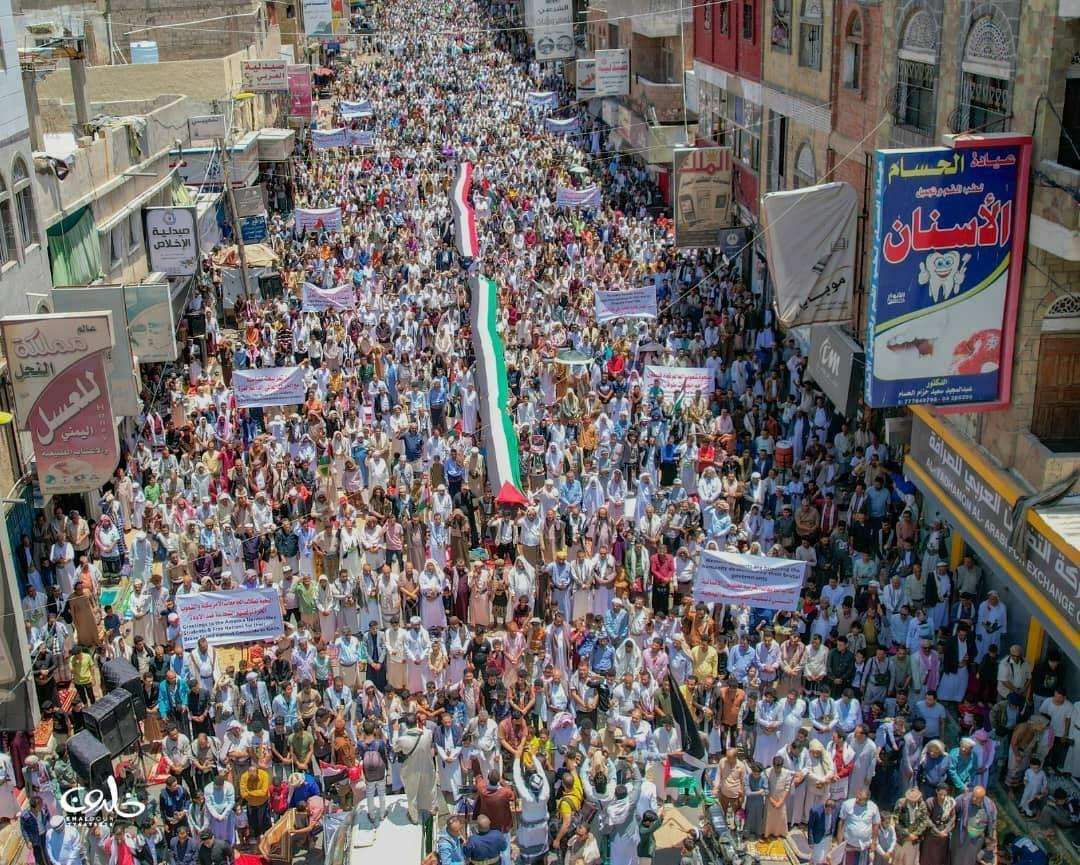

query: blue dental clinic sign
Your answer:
[865,139,1029,408]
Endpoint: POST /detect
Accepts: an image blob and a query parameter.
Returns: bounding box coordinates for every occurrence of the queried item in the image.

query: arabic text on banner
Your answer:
[232,367,307,407]
[175,588,285,649]
[312,128,349,149]
[761,182,857,328]
[544,116,580,134]
[340,99,373,118]
[595,286,658,323]
[692,549,808,611]
[866,142,1028,408]
[555,185,601,208]
[526,91,559,109]
[302,282,356,311]
[643,365,714,398]
[294,207,343,234]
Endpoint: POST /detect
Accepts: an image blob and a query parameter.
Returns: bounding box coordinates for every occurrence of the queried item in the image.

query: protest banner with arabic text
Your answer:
[175,588,285,648]
[693,549,808,611]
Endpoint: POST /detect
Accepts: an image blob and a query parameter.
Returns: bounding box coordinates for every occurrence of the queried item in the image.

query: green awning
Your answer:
[46,205,102,286]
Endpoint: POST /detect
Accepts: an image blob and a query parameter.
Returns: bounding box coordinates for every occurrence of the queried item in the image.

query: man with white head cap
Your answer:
[402,616,431,694]
[45,814,81,865]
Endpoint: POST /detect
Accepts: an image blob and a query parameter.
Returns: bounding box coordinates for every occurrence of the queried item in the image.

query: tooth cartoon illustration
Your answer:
[918,251,971,302]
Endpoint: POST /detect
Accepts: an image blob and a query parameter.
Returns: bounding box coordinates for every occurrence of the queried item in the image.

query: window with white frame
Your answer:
[895,9,938,134]
[704,0,712,31]
[843,13,863,90]
[771,0,790,51]
[742,1,754,40]
[0,177,16,266]
[719,2,729,33]
[12,158,35,250]
[958,17,1014,133]
[798,0,822,69]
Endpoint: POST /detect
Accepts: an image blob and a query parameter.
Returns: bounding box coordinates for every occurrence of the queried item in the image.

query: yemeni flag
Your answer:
[665,675,708,795]
[470,275,522,494]
[451,161,479,258]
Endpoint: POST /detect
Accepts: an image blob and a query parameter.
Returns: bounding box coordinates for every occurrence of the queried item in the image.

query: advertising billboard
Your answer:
[866,135,1031,408]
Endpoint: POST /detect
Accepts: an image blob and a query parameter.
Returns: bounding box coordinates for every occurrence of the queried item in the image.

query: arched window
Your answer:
[843,13,864,91]
[798,0,822,69]
[0,175,15,265]
[12,158,36,251]
[1043,294,1080,332]
[958,16,1014,133]
[794,143,816,188]
[894,9,938,134]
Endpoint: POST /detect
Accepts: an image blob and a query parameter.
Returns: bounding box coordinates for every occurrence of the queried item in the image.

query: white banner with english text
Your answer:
[232,367,306,407]
[693,550,808,611]
[595,286,657,323]
[643,365,714,399]
[175,588,285,649]
[302,282,356,311]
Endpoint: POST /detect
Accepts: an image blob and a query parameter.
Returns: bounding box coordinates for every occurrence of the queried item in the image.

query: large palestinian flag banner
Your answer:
[470,275,523,494]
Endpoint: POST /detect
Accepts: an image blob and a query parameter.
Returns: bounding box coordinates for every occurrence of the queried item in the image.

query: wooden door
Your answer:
[1032,332,1080,450]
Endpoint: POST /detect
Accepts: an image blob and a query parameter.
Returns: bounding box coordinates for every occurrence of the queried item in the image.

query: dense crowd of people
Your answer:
[6,0,1079,863]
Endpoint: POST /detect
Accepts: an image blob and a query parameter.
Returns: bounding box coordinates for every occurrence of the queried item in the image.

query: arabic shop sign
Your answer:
[61,777,147,824]
[908,414,1080,648]
[865,139,1030,408]
[145,206,199,276]
[51,286,141,418]
[0,313,121,495]
[241,59,289,92]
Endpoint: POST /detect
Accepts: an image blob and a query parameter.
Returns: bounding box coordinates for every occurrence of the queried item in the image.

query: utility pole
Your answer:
[218,136,252,298]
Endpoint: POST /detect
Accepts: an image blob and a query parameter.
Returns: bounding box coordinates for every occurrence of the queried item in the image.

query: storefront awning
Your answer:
[906,406,1080,662]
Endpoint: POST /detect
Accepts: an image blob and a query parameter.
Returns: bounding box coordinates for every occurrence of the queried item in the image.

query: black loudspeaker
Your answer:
[102,658,146,721]
[83,689,141,756]
[67,731,114,789]
[187,312,207,337]
[259,273,283,299]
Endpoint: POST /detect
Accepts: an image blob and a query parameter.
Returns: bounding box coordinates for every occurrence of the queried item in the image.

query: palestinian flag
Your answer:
[451,161,479,258]
[665,674,708,796]
[470,275,522,494]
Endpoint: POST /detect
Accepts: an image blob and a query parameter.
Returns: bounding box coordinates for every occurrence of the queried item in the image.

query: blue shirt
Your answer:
[590,642,615,673]
[602,609,629,644]
[463,830,508,861]
[438,831,466,865]
[559,479,582,509]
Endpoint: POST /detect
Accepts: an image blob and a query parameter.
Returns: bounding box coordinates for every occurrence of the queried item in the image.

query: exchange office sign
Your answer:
[908,415,1079,639]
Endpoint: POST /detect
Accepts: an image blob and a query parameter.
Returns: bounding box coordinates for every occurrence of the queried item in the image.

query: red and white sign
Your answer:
[288,64,313,119]
[1,313,120,495]
[693,550,808,611]
[595,49,629,96]
[233,367,307,407]
[302,282,356,311]
[242,59,288,92]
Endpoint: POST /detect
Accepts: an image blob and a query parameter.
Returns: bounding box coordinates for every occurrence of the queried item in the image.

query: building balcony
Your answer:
[628,75,691,123]
[1029,160,1080,261]
[607,0,689,38]
[1014,430,1080,492]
